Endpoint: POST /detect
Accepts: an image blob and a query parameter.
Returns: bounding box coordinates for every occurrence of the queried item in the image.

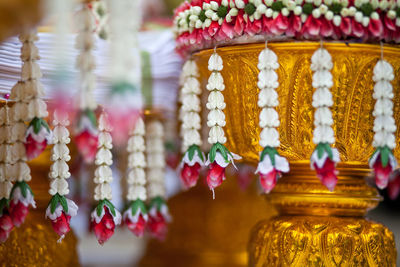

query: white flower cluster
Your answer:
[146,120,166,199]
[0,106,14,199]
[206,51,227,145]
[372,59,396,149]
[179,60,202,152]
[93,113,114,201]
[257,46,281,148]
[311,47,335,145]
[12,31,48,122]
[126,118,147,201]
[76,4,97,110]
[48,111,71,196]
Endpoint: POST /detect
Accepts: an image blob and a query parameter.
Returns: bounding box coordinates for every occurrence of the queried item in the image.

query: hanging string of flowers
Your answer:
[255,43,289,193]
[45,110,78,242]
[369,54,397,189]
[310,45,340,191]
[0,104,15,242]
[106,0,142,145]
[75,3,99,164]
[90,112,121,244]
[179,59,205,189]
[205,48,241,199]
[18,30,51,161]
[146,120,170,240]
[123,117,148,237]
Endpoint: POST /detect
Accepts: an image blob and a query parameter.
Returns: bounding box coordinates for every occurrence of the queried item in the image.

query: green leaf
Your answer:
[244,3,256,15]
[96,200,105,217]
[216,143,228,162]
[41,119,50,132]
[111,81,137,95]
[316,143,325,159]
[266,147,278,166]
[59,194,68,213]
[50,195,59,214]
[271,0,284,11]
[31,117,41,134]
[0,198,9,215]
[380,146,390,168]
[329,3,342,14]
[217,5,228,18]
[199,10,207,22]
[209,145,217,163]
[324,143,333,160]
[196,146,204,162]
[303,3,313,15]
[104,199,116,217]
[150,196,164,211]
[188,145,196,161]
[19,182,27,198]
[85,109,97,127]
[132,199,147,215]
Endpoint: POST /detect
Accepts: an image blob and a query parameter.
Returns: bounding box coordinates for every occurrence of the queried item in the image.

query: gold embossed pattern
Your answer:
[194,42,400,164]
[249,216,396,267]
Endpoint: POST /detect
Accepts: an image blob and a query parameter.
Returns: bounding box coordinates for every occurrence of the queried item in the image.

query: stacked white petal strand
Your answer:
[310,47,340,192]
[146,120,170,240]
[74,3,100,164]
[255,44,289,194]
[179,59,205,189]
[45,110,78,242]
[0,105,16,243]
[16,30,51,161]
[369,58,397,189]
[123,117,149,237]
[205,49,241,199]
[90,112,121,245]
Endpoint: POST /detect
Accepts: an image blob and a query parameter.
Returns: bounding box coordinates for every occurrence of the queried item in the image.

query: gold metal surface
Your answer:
[0,148,79,267]
[193,42,398,266]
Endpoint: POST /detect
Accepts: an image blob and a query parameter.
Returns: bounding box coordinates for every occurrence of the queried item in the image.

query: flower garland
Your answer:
[369,57,397,189]
[179,59,205,188]
[310,46,340,191]
[106,0,142,145]
[75,3,99,164]
[388,169,400,200]
[173,0,400,55]
[45,110,78,242]
[90,112,121,244]
[123,117,148,237]
[0,104,15,242]
[205,49,241,199]
[146,120,171,240]
[18,31,51,160]
[255,43,289,193]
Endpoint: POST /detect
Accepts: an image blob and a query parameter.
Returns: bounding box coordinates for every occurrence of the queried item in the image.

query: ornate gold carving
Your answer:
[249,216,396,267]
[194,42,400,164]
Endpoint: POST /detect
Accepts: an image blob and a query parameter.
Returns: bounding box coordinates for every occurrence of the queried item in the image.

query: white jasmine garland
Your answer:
[146,120,166,199]
[0,106,14,200]
[255,44,289,194]
[369,58,397,186]
[126,117,147,202]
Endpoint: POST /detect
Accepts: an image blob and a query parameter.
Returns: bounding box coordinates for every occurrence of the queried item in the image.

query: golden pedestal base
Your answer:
[192,42,399,266]
[249,216,396,266]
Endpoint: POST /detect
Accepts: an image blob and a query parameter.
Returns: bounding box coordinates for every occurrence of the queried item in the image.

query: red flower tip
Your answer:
[92,207,116,245]
[51,212,71,237]
[259,169,279,194]
[373,156,393,190]
[125,214,147,237]
[25,134,47,161]
[148,211,168,241]
[75,130,99,163]
[206,162,226,197]
[0,212,14,243]
[9,201,29,227]
[180,163,201,189]
[314,158,338,192]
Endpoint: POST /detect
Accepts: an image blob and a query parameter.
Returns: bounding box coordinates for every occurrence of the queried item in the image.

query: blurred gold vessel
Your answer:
[190,42,397,266]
